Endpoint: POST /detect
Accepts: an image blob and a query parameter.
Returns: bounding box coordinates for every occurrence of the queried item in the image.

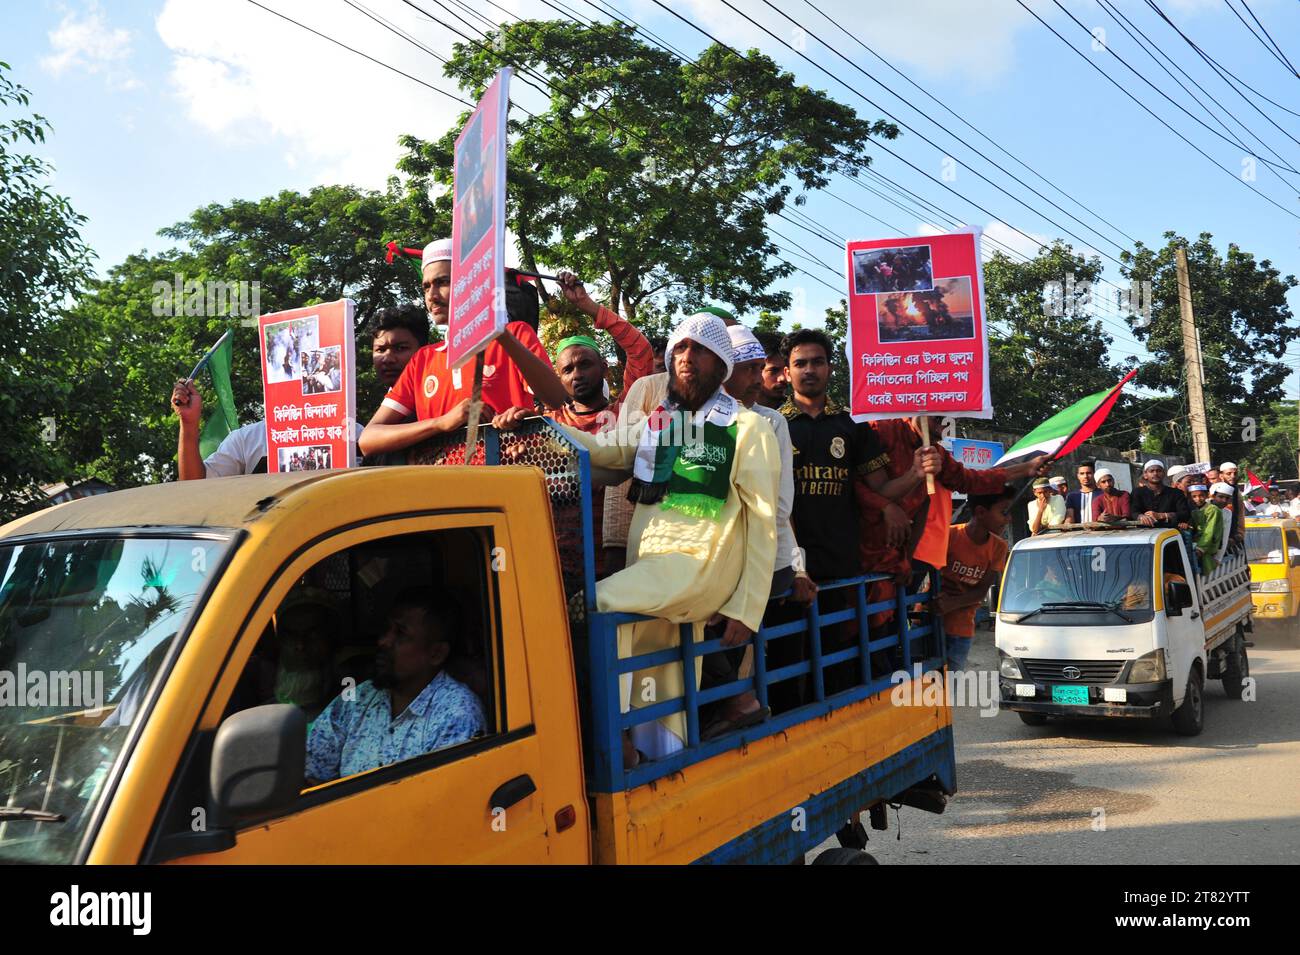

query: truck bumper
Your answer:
[998,678,1174,719]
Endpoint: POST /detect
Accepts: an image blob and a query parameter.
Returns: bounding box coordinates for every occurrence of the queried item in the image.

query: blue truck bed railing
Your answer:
[409,419,949,796]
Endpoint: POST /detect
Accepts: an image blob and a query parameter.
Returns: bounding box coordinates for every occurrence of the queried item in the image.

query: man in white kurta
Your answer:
[554,313,780,759]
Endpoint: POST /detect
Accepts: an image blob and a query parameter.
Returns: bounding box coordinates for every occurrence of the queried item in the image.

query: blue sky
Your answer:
[10,0,1300,413]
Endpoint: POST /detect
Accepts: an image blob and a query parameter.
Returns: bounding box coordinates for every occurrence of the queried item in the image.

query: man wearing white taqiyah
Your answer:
[552,312,780,762]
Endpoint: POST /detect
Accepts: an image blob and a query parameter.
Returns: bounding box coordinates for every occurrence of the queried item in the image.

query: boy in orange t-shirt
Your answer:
[935,486,1014,670]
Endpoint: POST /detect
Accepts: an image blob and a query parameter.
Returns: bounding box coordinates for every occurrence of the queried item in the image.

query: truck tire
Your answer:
[1018,712,1048,726]
[811,848,879,865]
[1171,664,1205,736]
[1221,647,1250,700]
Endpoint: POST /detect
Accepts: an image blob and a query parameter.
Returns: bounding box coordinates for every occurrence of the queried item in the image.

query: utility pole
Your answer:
[1176,246,1212,464]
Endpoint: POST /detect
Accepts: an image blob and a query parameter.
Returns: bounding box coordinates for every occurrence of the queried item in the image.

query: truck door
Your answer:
[149,513,586,864]
[1161,536,1201,707]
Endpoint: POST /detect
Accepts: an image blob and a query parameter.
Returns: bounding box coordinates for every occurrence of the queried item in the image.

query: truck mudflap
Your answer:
[999,679,1174,719]
[691,726,956,865]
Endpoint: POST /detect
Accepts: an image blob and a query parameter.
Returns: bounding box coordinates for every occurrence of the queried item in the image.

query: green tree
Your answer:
[1242,401,1298,481]
[398,19,896,322]
[982,241,1130,433]
[1120,231,1298,464]
[0,63,93,521]
[57,184,441,487]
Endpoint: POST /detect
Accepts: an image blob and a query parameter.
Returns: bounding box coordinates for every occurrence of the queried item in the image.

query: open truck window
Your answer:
[220,527,503,793]
[0,534,229,864]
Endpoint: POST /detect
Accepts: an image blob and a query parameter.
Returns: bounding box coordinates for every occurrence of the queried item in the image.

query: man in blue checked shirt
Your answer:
[306,588,486,783]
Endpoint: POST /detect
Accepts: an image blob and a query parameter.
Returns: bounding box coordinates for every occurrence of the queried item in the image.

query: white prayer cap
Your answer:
[1211,482,1235,496]
[1094,467,1113,480]
[668,312,735,379]
[1048,475,1067,487]
[727,325,766,365]
[1167,464,1187,481]
[1219,461,1237,471]
[1189,484,1208,493]
[422,238,452,270]
[1143,459,1166,471]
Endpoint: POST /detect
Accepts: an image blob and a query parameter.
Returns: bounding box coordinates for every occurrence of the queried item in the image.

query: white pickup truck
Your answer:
[995,523,1253,735]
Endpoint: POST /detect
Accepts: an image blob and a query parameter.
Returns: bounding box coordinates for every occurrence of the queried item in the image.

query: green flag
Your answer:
[198,333,239,458]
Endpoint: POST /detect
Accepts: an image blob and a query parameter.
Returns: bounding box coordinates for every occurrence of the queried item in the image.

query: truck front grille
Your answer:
[1022,658,1124,685]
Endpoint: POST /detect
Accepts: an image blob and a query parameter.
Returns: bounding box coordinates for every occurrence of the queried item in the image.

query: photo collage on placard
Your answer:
[455,109,494,260]
[852,244,975,344]
[277,445,332,472]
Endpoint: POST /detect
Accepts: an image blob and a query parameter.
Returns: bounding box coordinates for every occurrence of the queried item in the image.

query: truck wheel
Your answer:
[811,848,879,865]
[1221,647,1250,700]
[1171,664,1205,737]
[1018,712,1048,726]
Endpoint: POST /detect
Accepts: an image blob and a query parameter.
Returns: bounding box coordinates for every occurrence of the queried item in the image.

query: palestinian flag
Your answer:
[995,369,1138,467]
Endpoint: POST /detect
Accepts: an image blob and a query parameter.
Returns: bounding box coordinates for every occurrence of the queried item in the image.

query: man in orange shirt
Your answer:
[358,238,567,459]
[935,485,1014,670]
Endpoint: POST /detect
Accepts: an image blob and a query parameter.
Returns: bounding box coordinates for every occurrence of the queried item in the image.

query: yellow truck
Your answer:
[0,421,954,864]
[1244,517,1300,620]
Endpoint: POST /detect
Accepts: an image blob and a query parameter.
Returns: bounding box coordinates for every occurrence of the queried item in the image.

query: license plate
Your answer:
[1052,684,1090,705]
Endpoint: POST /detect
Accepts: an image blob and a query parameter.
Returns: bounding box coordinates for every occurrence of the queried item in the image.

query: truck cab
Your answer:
[0,420,955,864]
[995,523,1253,736]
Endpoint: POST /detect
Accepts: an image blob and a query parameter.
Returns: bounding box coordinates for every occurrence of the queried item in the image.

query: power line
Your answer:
[1016,0,1300,221]
[1226,0,1299,78]
[1050,0,1298,174]
[1144,0,1300,121]
[243,0,474,108]
[1094,0,1300,185]
[706,0,1149,268]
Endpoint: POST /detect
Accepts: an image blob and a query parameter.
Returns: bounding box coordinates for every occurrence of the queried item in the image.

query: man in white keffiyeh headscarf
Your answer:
[555,311,780,761]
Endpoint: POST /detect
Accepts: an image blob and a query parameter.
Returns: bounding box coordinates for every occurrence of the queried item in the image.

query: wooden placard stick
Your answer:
[920,415,936,495]
[464,352,486,462]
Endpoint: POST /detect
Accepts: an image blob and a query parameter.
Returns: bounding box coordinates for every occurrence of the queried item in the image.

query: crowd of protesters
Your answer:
[176,234,1300,768]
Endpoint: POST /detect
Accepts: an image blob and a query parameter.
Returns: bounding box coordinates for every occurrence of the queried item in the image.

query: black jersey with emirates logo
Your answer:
[780,396,890,581]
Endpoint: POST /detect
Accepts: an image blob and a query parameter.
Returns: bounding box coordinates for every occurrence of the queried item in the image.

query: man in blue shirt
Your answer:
[306,588,486,783]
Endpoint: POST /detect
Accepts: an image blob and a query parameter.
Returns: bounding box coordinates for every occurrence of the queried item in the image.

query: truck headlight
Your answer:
[998,650,1023,679]
[1128,649,1166,684]
[1256,580,1291,593]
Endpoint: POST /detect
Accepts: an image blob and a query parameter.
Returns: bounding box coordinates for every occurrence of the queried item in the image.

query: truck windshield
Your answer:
[1244,527,1285,563]
[0,534,228,864]
[1000,543,1154,623]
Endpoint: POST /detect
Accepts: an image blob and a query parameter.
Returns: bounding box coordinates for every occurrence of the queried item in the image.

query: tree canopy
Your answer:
[397,19,896,321]
[0,62,93,521]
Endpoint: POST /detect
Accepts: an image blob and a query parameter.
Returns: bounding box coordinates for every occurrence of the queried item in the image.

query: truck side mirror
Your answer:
[1165,581,1192,616]
[210,704,306,817]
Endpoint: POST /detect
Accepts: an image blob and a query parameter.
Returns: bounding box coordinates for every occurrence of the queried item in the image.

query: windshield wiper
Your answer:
[1011,601,1134,623]
[0,806,66,822]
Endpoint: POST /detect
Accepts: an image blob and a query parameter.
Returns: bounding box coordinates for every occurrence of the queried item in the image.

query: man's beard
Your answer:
[669,365,726,411]
[570,379,604,406]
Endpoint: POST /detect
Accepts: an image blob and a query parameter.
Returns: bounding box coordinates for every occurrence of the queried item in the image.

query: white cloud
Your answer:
[155,0,470,189]
[916,220,1051,261]
[670,0,1038,85]
[41,1,139,90]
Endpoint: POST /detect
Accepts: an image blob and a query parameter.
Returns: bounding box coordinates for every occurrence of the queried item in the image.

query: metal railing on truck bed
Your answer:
[405,419,951,797]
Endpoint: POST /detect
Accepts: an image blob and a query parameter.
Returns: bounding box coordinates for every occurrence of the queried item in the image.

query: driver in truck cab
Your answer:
[305,588,486,784]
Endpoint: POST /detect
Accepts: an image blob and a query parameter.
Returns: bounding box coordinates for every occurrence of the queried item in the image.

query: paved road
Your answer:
[809,618,1300,864]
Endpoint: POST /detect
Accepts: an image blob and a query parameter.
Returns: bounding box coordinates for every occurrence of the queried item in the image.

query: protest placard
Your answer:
[447,66,512,371]
[258,299,356,472]
[845,228,992,422]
